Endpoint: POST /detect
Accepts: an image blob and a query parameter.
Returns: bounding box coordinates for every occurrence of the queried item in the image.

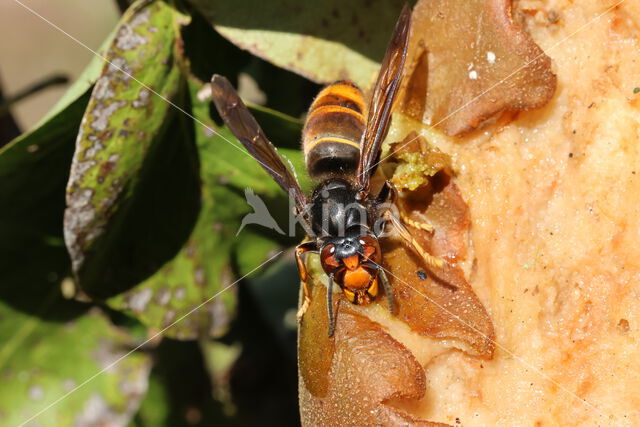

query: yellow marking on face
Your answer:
[343,254,360,271]
[343,288,356,303]
[367,278,379,298]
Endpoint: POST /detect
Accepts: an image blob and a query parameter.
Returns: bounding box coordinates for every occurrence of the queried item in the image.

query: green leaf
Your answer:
[199,340,242,417]
[0,92,88,245]
[244,254,299,359]
[0,84,151,425]
[189,0,406,89]
[69,5,314,338]
[180,9,320,120]
[105,79,302,339]
[106,182,243,340]
[0,0,128,309]
[179,7,252,85]
[64,0,195,296]
[0,302,151,426]
[128,373,170,427]
[104,79,246,340]
[0,90,89,317]
[131,339,238,426]
[248,103,304,150]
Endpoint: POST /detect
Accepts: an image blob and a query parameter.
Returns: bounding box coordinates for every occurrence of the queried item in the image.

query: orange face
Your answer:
[320,236,382,305]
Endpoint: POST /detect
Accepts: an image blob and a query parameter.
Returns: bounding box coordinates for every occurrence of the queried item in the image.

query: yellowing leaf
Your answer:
[190,0,406,89]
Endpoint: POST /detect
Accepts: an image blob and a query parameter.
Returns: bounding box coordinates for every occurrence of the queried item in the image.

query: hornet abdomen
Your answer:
[302,81,365,180]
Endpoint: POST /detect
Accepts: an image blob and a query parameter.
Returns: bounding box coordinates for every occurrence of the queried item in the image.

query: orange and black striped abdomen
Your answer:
[302,81,365,180]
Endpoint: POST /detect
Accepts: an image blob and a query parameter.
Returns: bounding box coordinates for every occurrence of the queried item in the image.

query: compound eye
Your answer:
[320,244,341,273]
[359,236,381,262]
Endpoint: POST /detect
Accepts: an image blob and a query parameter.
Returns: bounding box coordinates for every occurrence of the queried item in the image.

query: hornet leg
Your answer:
[399,211,434,233]
[381,210,459,289]
[382,210,445,270]
[376,180,396,204]
[327,273,336,337]
[363,261,396,315]
[378,268,395,315]
[295,240,319,321]
[378,180,434,232]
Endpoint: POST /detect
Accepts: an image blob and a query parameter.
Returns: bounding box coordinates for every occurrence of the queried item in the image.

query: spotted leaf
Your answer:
[64,0,193,297]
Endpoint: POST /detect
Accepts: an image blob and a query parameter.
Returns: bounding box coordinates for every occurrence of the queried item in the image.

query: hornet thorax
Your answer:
[308,178,370,238]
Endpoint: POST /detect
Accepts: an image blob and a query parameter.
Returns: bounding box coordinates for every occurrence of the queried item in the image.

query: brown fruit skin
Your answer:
[302,1,640,424]
[366,1,640,424]
[298,132,493,426]
[298,286,447,427]
[402,0,557,136]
